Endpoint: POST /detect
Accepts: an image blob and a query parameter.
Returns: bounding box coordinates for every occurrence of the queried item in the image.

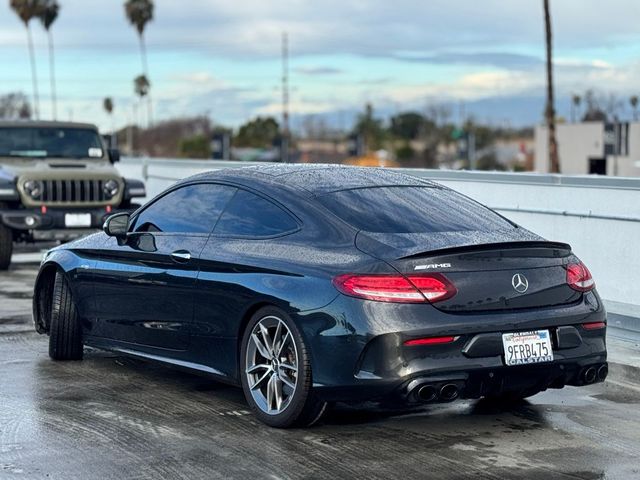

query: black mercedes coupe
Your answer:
[33,165,607,427]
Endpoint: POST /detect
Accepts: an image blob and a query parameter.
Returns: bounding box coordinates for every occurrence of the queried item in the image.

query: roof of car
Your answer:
[183,164,440,196]
[0,120,99,130]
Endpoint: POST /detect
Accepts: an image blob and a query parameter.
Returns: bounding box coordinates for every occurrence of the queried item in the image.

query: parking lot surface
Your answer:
[1,250,639,480]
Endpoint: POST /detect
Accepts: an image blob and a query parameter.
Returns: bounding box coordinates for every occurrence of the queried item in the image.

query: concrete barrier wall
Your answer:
[118,158,640,323]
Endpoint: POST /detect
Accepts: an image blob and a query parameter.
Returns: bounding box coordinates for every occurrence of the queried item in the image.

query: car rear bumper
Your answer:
[313,352,608,404]
[301,291,607,403]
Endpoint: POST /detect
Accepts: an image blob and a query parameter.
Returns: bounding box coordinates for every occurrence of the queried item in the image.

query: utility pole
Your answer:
[281,32,290,163]
[543,0,560,173]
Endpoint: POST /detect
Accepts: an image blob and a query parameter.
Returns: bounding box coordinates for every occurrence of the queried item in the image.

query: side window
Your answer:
[132,183,236,234]
[214,189,298,237]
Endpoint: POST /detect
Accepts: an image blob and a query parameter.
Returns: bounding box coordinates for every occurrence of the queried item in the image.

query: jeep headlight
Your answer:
[23,180,43,199]
[103,179,120,198]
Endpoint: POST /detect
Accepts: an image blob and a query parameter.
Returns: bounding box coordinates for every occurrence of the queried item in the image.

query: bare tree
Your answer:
[543,0,560,173]
[630,96,639,121]
[10,0,44,119]
[103,97,114,136]
[605,93,623,122]
[38,0,59,120]
[125,0,154,125]
[571,94,581,123]
[0,92,32,119]
[582,90,607,122]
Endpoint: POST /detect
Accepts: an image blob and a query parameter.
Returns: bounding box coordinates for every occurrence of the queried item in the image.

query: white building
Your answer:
[535,122,640,177]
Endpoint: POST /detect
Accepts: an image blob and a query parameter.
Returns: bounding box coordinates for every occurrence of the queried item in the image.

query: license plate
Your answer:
[502,330,554,366]
[64,213,92,227]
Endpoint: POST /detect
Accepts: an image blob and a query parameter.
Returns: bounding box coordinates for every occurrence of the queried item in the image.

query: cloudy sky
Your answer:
[2,0,639,131]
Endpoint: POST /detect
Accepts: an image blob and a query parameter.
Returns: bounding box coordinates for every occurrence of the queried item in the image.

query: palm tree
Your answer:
[571,94,581,123]
[543,0,560,173]
[10,0,44,120]
[125,0,154,125]
[133,74,150,127]
[103,97,114,137]
[630,96,639,121]
[38,0,59,120]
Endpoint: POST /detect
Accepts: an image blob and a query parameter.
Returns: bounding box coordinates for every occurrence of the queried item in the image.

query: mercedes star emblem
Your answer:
[511,273,529,294]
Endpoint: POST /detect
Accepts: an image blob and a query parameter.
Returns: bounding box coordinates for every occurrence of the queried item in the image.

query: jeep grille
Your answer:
[36,179,113,204]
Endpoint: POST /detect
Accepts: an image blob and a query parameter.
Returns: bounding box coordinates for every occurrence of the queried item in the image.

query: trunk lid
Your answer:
[356,229,580,313]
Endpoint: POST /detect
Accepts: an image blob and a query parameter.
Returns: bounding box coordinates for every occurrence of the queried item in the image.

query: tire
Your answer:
[48,271,83,360]
[240,306,327,428]
[0,223,12,270]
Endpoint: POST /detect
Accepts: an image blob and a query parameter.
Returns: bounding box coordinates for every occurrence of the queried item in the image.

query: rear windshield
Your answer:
[0,127,103,159]
[317,186,514,233]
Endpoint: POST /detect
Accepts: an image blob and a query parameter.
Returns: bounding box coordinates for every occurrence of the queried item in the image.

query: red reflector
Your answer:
[582,322,606,330]
[404,336,457,346]
[106,205,112,213]
[333,273,456,304]
[40,205,47,214]
[567,261,595,292]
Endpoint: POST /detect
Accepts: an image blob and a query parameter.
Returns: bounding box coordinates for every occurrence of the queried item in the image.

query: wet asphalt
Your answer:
[1,248,640,480]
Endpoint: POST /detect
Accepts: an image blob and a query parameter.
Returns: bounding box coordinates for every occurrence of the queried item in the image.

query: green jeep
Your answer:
[0,120,145,269]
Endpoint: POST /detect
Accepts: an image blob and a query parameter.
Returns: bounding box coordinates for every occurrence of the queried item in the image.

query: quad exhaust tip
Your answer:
[439,384,459,402]
[583,366,597,384]
[412,383,460,403]
[417,385,437,402]
[597,364,608,382]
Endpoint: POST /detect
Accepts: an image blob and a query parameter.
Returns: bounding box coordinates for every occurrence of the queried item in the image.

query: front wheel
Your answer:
[0,224,13,270]
[240,307,327,428]
[48,271,83,360]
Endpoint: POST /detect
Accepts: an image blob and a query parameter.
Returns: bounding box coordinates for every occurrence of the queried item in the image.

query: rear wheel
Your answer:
[240,307,327,428]
[0,224,12,270]
[48,271,83,360]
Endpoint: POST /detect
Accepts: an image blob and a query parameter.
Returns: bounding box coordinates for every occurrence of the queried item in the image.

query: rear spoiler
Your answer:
[399,241,572,261]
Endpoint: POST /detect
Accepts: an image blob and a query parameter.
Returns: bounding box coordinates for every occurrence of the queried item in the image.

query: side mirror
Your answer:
[103,212,129,239]
[108,148,121,164]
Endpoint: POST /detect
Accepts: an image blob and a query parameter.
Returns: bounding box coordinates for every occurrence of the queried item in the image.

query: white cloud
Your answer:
[256,99,337,116]
[3,0,640,127]
[3,0,640,57]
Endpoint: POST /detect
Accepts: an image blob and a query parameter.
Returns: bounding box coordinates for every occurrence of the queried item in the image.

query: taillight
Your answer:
[406,274,457,302]
[332,273,456,303]
[404,336,457,346]
[582,321,606,330]
[566,261,595,292]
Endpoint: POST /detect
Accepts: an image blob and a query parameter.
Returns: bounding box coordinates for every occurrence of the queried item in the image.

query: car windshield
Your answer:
[0,127,104,159]
[317,186,515,234]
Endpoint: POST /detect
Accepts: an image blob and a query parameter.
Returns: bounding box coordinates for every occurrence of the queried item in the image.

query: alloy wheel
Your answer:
[245,315,299,415]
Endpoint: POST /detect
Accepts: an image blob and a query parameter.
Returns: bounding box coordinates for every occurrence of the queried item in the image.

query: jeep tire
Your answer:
[0,223,12,270]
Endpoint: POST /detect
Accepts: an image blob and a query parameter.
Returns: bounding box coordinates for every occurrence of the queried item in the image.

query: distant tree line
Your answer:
[0,92,32,120]
[570,89,640,123]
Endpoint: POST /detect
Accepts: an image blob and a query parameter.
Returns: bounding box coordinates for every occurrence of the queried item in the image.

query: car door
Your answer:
[90,182,236,351]
[190,188,301,377]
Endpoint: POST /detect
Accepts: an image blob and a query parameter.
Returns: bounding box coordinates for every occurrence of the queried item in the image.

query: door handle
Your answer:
[170,250,192,263]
